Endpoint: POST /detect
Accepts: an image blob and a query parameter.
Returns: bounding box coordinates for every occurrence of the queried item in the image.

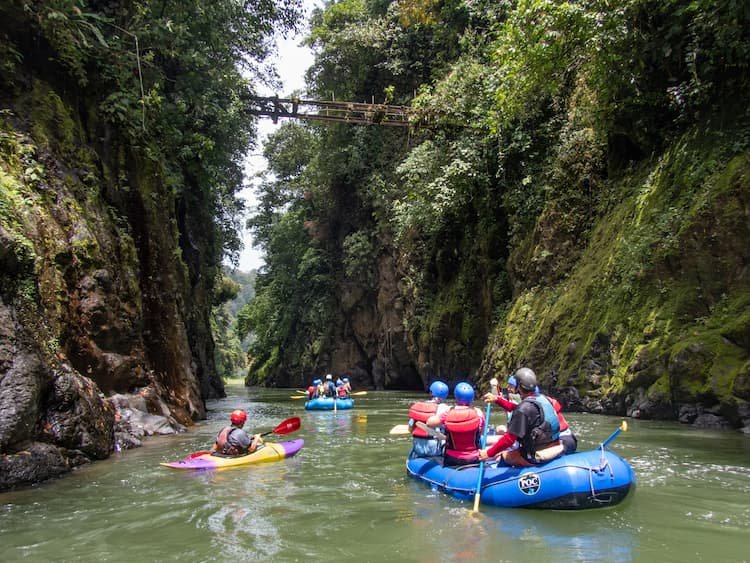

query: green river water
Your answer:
[2,384,749,562]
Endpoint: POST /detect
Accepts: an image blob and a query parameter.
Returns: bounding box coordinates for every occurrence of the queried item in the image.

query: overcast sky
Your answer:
[235,10,317,272]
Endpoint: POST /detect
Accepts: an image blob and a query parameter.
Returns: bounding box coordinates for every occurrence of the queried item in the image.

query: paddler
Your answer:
[407,380,450,458]
[427,382,485,467]
[211,409,263,456]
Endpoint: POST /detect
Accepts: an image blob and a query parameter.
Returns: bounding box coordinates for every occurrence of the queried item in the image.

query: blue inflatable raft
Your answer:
[304,397,354,410]
[406,448,635,509]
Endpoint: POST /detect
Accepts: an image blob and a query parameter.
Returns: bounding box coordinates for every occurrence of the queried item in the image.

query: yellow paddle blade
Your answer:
[389,424,410,435]
[350,391,368,396]
[621,420,628,432]
[290,395,306,400]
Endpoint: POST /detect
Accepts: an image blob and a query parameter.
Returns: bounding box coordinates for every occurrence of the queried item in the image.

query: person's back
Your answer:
[212,409,261,457]
[440,382,484,467]
[481,368,563,466]
[409,381,450,459]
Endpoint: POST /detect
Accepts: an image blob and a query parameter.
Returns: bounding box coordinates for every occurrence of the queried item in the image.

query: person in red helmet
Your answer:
[211,409,262,457]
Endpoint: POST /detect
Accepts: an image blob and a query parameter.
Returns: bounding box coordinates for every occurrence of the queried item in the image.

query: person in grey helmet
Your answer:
[479,367,564,466]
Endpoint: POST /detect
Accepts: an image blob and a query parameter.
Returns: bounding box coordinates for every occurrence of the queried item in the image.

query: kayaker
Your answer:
[428,382,485,467]
[483,371,578,454]
[479,367,564,466]
[211,409,263,457]
[407,380,450,459]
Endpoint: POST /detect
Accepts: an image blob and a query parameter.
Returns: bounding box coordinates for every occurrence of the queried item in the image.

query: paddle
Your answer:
[295,390,308,394]
[601,420,628,449]
[290,395,306,399]
[415,421,447,441]
[389,424,410,435]
[472,378,498,514]
[350,391,368,396]
[259,416,301,437]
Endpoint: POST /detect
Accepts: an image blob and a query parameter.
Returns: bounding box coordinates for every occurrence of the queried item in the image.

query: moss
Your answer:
[485,121,750,418]
[29,80,80,159]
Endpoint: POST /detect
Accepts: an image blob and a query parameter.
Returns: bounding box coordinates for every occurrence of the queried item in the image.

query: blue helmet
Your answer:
[336,379,343,386]
[313,379,321,385]
[454,382,474,405]
[429,381,449,400]
[507,375,517,388]
[342,377,349,383]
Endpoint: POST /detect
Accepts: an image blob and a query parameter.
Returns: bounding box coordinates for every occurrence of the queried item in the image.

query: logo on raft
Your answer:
[518,473,541,495]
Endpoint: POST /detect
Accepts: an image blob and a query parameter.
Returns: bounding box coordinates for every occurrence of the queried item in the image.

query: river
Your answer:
[1,385,749,562]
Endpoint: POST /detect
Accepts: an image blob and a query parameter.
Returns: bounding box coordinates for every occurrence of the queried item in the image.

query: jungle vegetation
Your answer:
[240,0,749,425]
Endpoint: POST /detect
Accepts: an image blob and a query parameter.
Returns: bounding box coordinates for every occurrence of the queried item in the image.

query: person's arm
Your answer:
[496,396,518,411]
[248,433,263,453]
[480,432,518,459]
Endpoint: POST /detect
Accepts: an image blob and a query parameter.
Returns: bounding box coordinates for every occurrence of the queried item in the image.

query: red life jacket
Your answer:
[307,386,315,397]
[408,401,438,438]
[215,427,242,456]
[444,407,481,460]
[549,396,569,432]
[337,386,348,398]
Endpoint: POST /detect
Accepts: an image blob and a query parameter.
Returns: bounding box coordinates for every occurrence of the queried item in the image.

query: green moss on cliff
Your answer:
[486,122,750,418]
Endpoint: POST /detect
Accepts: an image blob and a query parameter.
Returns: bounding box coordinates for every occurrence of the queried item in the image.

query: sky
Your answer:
[235,9,318,272]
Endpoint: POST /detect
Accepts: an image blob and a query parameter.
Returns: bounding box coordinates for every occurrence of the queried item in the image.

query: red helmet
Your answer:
[230,409,247,426]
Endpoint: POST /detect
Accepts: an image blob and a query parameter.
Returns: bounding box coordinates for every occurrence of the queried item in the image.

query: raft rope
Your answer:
[406,453,619,498]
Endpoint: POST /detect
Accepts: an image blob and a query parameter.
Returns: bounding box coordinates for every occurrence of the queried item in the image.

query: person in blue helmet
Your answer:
[342,377,352,394]
[407,381,451,459]
[307,378,321,399]
[427,382,485,467]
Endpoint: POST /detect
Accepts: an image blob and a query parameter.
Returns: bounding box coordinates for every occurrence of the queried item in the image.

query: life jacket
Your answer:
[336,386,348,398]
[307,385,315,398]
[549,396,569,432]
[408,401,438,438]
[323,381,336,397]
[519,395,560,458]
[444,407,482,460]
[215,426,243,456]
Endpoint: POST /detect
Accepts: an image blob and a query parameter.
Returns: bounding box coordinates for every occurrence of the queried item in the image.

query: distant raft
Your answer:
[160,439,304,470]
[406,448,635,509]
[304,397,354,410]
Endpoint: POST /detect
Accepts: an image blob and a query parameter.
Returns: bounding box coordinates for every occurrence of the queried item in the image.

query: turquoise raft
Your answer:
[406,448,635,510]
[304,397,354,410]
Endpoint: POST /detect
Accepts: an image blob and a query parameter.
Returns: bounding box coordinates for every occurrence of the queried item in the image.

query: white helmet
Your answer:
[326,374,333,380]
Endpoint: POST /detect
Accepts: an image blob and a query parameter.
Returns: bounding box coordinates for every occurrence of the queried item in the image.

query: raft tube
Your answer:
[304,397,354,410]
[160,439,304,470]
[406,448,635,509]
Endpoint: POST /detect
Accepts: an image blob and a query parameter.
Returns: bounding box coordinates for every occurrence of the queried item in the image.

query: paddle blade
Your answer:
[188,450,211,459]
[272,416,301,435]
[290,395,306,399]
[350,391,368,396]
[389,424,410,435]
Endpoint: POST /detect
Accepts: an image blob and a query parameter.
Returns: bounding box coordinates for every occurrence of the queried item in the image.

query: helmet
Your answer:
[514,367,537,392]
[429,381,449,400]
[342,377,349,383]
[313,378,321,385]
[454,382,475,405]
[507,375,517,388]
[336,379,343,386]
[326,374,333,380]
[230,409,247,426]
